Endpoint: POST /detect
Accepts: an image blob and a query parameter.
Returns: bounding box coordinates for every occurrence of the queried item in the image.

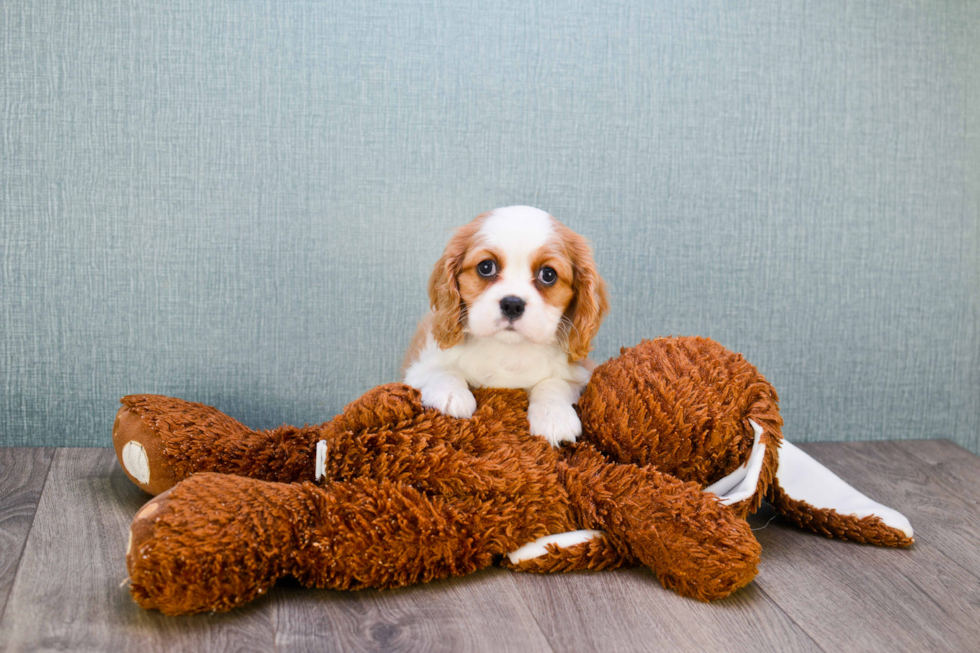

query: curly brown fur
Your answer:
[114,383,445,495]
[124,386,587,614]
[122,380,761,614]
[118,336,907,615]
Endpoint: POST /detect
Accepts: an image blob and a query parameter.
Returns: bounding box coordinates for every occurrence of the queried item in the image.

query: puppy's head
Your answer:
[429,206,608,360]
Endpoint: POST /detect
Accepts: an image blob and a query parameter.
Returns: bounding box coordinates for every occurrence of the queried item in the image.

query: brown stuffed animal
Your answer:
[113,337,913,615]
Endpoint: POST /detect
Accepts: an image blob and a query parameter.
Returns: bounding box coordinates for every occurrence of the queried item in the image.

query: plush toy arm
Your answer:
[113,394,325,495]
[768,441,913,547]
[557,445,761,601]
[114,383,571,529]
[113,384,430,496]
[330,382,427,432]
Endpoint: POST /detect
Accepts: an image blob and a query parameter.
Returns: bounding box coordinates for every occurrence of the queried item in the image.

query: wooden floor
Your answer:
[1,440,979,652]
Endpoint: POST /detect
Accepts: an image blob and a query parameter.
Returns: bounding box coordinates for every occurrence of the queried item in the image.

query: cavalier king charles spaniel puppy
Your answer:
[403,206,609,446]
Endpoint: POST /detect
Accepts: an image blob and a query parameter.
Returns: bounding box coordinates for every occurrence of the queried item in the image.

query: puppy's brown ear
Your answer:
[428,217,484,349]
[559,225,609,361]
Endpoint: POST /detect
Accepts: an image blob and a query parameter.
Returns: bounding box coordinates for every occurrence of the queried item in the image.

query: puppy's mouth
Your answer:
[496,318,523,335]
[492,322,526,344]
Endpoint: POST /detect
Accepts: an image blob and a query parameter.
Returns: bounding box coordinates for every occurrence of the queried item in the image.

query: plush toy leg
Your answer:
[127,472,514,615]
[508,424,772,583]
[113,384,426,495]
[552,446,761,601]
[768,441,913,547]
[126,474,307,614]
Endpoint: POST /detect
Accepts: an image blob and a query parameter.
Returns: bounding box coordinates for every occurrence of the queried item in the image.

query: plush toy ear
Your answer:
[702,424,914,547]
[767,441,914,547]
[428,217,486,349]
[556,223,609,361]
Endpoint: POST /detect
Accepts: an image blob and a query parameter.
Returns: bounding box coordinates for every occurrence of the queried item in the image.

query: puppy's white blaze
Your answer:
[506,529,604,564]
[477,206,554,258]
[122,441,151,485]
[776,440,913,538]
[703,419,766,505]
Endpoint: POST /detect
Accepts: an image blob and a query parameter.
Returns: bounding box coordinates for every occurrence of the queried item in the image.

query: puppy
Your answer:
[403,206,609,446]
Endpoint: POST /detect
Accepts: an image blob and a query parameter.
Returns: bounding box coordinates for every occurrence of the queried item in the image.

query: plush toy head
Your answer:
[578,337,782,516]
[579,338,911,547]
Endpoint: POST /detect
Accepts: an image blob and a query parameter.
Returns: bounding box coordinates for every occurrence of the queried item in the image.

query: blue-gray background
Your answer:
[2,1,978,451]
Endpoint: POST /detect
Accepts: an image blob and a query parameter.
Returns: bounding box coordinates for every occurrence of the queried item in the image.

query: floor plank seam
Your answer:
[893,441,948,468]
[931,544,980,584]
[752,582,830,653]
[901,572,956,619]
[271,585,281,653]
[893,438,980,470]
[0,448,57,627]
[503,573,558,653]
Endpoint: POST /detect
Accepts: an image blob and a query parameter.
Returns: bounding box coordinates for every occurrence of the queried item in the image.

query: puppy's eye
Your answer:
[537,266,558,286]
[477,259,497,278]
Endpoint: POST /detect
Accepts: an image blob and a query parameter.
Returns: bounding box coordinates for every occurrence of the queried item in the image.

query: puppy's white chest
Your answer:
[453,340,564,389]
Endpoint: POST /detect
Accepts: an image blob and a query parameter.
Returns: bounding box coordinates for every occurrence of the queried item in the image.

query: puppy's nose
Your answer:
[499,296,526,320]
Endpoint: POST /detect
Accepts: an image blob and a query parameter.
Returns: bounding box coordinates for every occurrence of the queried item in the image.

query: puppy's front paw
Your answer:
[528,402,581,447]
[420,384,477,419]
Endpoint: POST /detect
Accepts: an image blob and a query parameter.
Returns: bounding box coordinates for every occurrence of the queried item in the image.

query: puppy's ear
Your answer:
[560,226,609,361]
[428,217,484,349]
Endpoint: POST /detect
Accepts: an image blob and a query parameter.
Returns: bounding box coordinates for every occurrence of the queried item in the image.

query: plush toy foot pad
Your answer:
[503,530,629,573]
[113,406,178,496]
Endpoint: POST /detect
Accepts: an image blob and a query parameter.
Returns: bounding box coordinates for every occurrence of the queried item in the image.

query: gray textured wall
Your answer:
[2,0,978,451]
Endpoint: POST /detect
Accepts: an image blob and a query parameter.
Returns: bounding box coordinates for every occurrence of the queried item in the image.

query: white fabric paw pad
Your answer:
[121,441,150,485]
[506,529,603,563]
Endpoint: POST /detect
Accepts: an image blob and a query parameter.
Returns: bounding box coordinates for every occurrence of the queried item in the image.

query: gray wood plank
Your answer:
[830,439,980,581]
[274,569,554,653]
[510,565,823,653]
[747,439,980,653]
[0,448,54,622]
[0,448,277,653]
[4,441,979,652]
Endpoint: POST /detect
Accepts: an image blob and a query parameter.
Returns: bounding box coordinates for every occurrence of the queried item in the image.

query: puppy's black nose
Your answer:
[499,296,526,320]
